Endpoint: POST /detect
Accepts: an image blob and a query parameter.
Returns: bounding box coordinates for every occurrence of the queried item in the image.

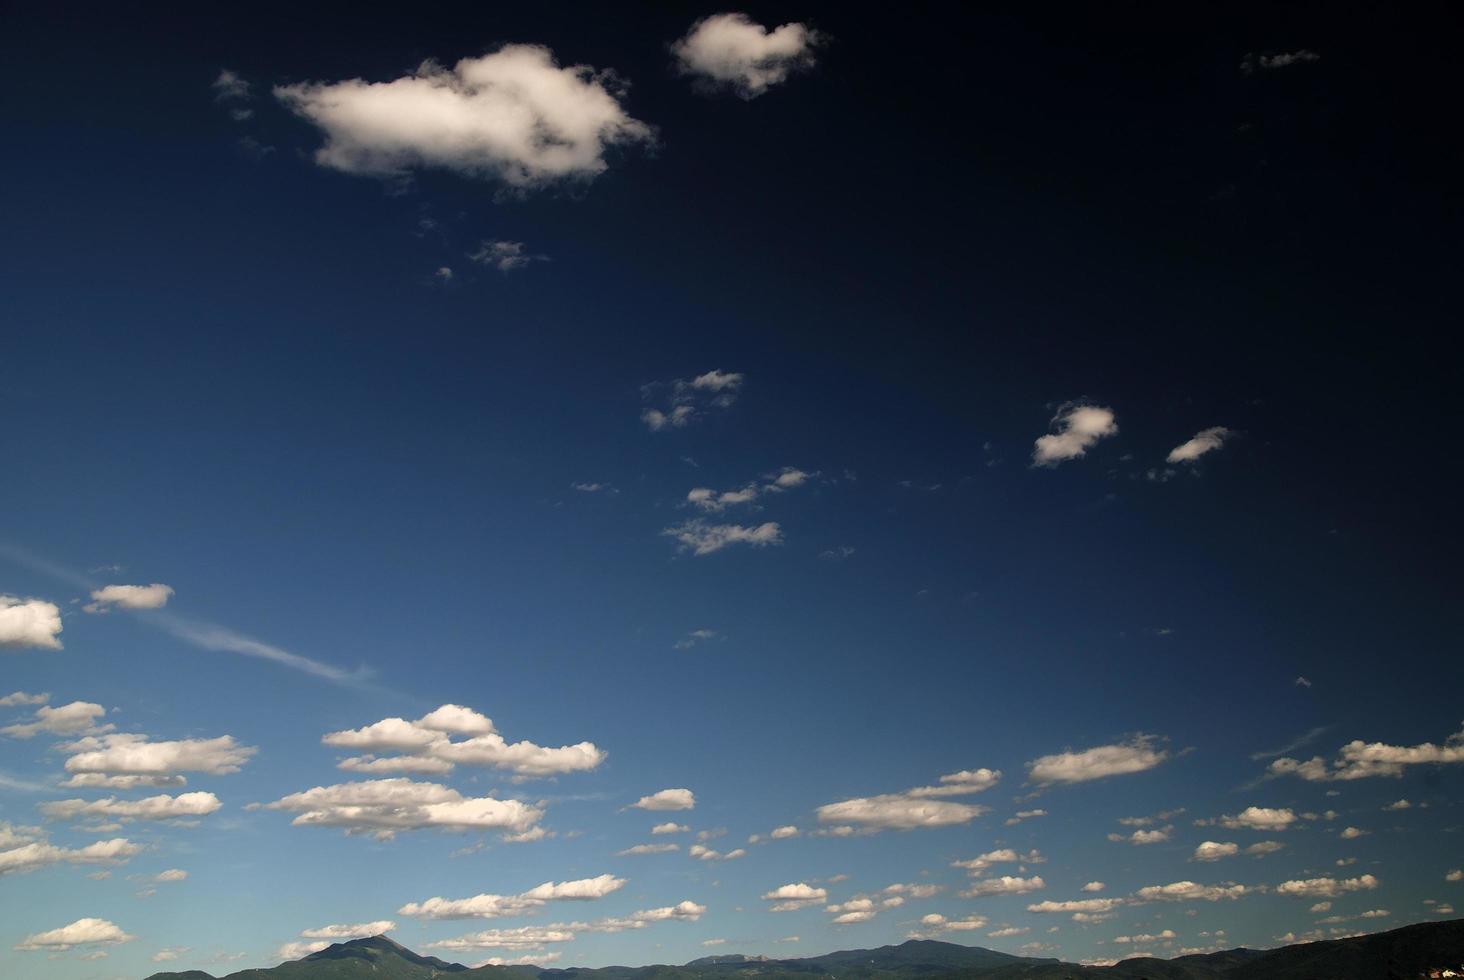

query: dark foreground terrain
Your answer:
[144,919,1464,980]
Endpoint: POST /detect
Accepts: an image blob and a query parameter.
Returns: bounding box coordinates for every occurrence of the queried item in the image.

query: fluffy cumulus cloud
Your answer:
[1276,874,1379,898]
[2,700,112,739]
[323,704,605,778]
[61,733,256,777]
[41,792,223,823]
[300,921,397,940]
[952,848,1044,875]
[1031,404,1118,466]
[0,836,142,877]
[663,519,782,556]
[961,875,1046,898]
[276,46,653,188]
[15,918,135,951]
[1193,841,1241,861]
[1027,898,1124,915]
[1213,806,1297,831]
[631,788,695,811]
[618,843,679,855]
[816,768,999,833]
[84,583,174,613]
[763,883,827,911]
[400,875,625,921]
[672,13,822,98]
[0,595,64,650]
[1167,427,1232,464]
[1133,881,1254,902]
[641,370,743,431]
[1027,735,1167,785]
[1108,825,1173,845]
[1268,723,1464,781]
[263,778,542,839]
[425,902,705,952]
[0,691,49,707]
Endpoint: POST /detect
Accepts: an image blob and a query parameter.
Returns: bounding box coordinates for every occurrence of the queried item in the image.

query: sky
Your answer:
[1,2,1462,976]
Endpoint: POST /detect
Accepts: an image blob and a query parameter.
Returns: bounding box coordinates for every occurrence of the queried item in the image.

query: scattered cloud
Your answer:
[41,792,223,823]
[299,921,397,939]
[400,875,624,919]
[1241,50,1321,74]
[641,370,743,431]
[84,583,174,613]
[618,843,679,856]
[213,69,250,101]
[672,13,822,98]
[15,917,135,952]
[276,46,653,188]
[2,701,112,739]
[1027,735,1168,785]
[0,595,64,650]
[689,843,746,861]
[469,240,546,273]
[0,836,142,877]
[1031,404,1118,466]
[324,704,605,778]
[0,691,49,707]
[1108,825,1173,845]
[663,520,782,555]
[1005,808,1047,827]
[763,883,826,911]
[1268,723,1464,781]
[961,875,1046,897]
[674,629,719,651]
[1209,806,1297,831]
[60,733,256,778]
[1166,427,1233,464]
[1133,881,1254,902]
[631,788,695,811]
[817,768,998,832]
[1276,874,1379,898]
[263,778,542,839]
[1193,841,1240,862]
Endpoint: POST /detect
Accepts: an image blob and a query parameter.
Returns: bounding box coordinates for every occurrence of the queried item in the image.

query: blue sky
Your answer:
[2,3,1462,976]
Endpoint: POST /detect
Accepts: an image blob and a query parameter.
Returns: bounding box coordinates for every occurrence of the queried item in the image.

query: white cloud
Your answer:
[673,630,718,651]
[84,583,174,613]
[618,843,679,855]
[62,733,255,776]
[41,792,222,823]
[952,848,1044,874]
[1027,898,1124,915]
[1193,841,1240,862]
[1005,808,1047,826]
[298,921,396,939]
[1167,427,1232,464]
[0,691,48,707]
[689,843,746,861]
[763,883,827,910]
[152,868,187,882]
[663,520,782,555]
[323,705,604,778]
[817,793,986,832]
[1109,826,1172,845]
[632,788,695,811]
[278,940,330,960]
[0,838,142,876]
[651,822,689,835]
[2,701,112,739]
[213,69,250,101]
[1340,826,1370,840]
[672,13,822,98]
[906,768,1002,797]
[15,918,135,951]
[276,46,653,188]
[1112,930,1177,944]
[474,953,562,967]
[1383,799,1412,811]
[1082,882,1106,893]
[0,595,63,650]
[469,240,545,273]
[988,926,1030,938]
[401,876,625,920]
[1276,874,1379,898]
[1133,881,1254,902]
[1241,50,1321,74]
[1027,736,1167,785]
[263,778,542,838]
[641,370,744,431]
[1269,723,1464,781]
[1446,869,1462,882]
[1213,806,1297,831]
[425,903,704,952]
[961,875,1046,897]
[1031,404,1118,466]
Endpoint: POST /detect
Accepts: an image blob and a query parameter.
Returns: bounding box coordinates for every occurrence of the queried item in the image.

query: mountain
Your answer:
[143,920,1464,980]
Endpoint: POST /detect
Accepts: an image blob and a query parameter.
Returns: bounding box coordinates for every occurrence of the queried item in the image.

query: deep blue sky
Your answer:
[1,3,1461,976]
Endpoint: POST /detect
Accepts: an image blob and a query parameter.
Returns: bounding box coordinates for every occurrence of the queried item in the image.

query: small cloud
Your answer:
[672,13,823,99]
[468,240,546,273]
[1241,50,1321,75]
[1166,427,1233,464]
[0,595,64,650]
[631,788,695,811]
[84,583,174,614]
[212,69,250,101]
[820,546,856,561]
[673,629,719,651]
[1294,676,1312,688]
[662,520,782,556]
[641,370,743,431]
[1031,403,1118,467]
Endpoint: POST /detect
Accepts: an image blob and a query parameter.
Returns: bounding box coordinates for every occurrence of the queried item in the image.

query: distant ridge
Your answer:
[143,919,1464,980]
